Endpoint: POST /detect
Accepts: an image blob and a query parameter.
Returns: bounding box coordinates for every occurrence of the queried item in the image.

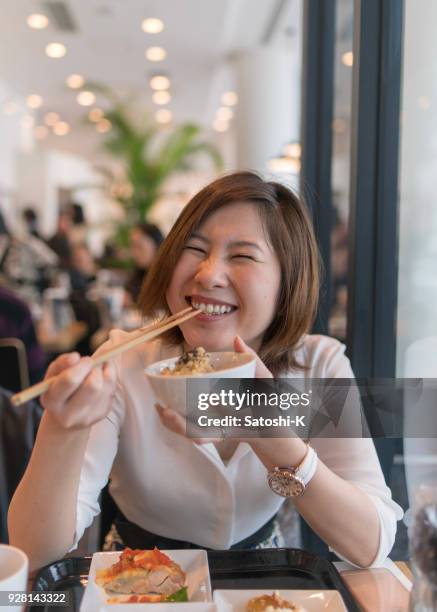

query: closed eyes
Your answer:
[185,245,206,254]
[185,245,256,261]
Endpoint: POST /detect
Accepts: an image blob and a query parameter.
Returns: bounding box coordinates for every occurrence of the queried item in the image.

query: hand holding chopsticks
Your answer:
[11,307,200,407]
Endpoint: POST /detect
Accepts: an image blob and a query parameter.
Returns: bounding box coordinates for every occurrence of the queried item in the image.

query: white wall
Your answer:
[0,80,33,228]
[16,148,117,254]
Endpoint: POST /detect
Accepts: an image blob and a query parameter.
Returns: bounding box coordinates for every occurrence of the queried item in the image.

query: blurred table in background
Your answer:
[37,320,88,354]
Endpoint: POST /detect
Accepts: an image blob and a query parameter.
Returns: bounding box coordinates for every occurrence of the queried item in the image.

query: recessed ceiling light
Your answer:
[34,125,48,140]
[27,14,49,29]
[77,91,96,106]
[155,109,172,124]
[216,107,233,121]
[53,121,70,136]
[342,51,353,67]
[213,118,229,132]
[26,94,43,109]
[66,74,85,89]
[96,119,112,133]
[142,18,164,34]
[44,112,59,126]
[46,43,67,58]
[146,46,167,61]
[3,101,18,115]
[150,75,170,90]
[153,90,171,105]
[221,91,238,106]
[88,108,104,122]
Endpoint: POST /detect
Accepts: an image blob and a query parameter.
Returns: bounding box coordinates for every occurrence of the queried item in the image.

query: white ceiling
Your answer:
[0,0,301,161]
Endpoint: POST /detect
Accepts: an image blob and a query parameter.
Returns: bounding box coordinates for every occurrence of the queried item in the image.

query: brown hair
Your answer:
[139,171,321,374]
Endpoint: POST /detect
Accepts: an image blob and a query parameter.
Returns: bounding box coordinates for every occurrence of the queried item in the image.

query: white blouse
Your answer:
[71,330,403,566]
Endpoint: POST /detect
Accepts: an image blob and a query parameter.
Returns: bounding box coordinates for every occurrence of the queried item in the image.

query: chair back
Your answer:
[0,339,30,393]
[0,388,42,542]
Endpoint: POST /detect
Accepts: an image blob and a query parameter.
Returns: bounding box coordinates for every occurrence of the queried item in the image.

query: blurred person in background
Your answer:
[67,202,89,247]
[0,208,58,303]
[67,243,102,356]
[0,284,46,385]
[125,223,164,303]
[69,243,97,293]
[22,207,41,240]
[47,210,73,269]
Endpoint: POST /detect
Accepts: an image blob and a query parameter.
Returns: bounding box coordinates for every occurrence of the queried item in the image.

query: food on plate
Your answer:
[161,346,214,375]
[246,591,307,612]
[95,547,187,603]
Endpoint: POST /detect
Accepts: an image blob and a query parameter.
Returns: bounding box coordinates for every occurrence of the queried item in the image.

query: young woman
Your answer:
[8,172,402,571]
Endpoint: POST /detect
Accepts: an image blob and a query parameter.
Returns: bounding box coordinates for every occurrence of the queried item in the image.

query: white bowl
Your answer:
[0,544,29,612]
[145,352,256,414]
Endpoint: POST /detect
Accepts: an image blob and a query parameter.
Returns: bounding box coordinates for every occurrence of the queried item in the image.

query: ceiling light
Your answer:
[155,109,172,124]
[34,126,48,140]
[44,112,59,126]
[342,51,353,67]
[146,46,167,61]
[53,121,70,136]
[142,18,164,34]
[3,101,18,115]
[77,91,96,106]
[96,119,112,133]
[26,94,43,109]
[46,43,67,58]
[66,74,85,89]
[213,119,229,133]
[21,115,35,129]
[150,75,170,90]
[27,14,49,29]
[152,90,171,105]
[221,91,238,106]
[216,107,233,121]
[88,108,104,122]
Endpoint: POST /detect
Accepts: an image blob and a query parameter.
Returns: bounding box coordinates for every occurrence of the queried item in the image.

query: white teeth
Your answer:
[191,300,234,314]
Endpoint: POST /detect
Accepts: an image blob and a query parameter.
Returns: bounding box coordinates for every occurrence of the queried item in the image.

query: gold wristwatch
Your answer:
[267,445,316,498]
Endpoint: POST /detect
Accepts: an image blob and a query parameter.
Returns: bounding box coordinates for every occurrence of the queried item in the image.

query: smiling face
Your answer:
[165,202,282,352]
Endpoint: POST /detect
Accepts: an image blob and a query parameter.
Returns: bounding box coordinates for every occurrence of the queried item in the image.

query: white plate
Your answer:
[213,589,347,612]
[80,550,212,611]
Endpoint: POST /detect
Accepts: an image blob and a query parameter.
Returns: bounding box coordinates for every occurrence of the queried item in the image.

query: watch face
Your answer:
[268,469,305,497]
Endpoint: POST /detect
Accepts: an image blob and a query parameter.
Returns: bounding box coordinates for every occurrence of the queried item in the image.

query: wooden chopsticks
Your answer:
[11,307,200,407]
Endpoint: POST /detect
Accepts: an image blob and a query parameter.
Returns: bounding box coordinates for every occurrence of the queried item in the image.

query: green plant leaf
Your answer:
[83,83,223,231]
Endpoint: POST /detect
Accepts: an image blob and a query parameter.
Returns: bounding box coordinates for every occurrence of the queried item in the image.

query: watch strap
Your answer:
[295,445,317,485]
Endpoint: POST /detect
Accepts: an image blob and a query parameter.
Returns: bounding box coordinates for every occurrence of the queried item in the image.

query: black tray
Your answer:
[30,548,360,611]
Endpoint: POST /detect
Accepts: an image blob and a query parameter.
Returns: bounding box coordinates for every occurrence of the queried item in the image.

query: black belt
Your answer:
[114,510,277,550]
